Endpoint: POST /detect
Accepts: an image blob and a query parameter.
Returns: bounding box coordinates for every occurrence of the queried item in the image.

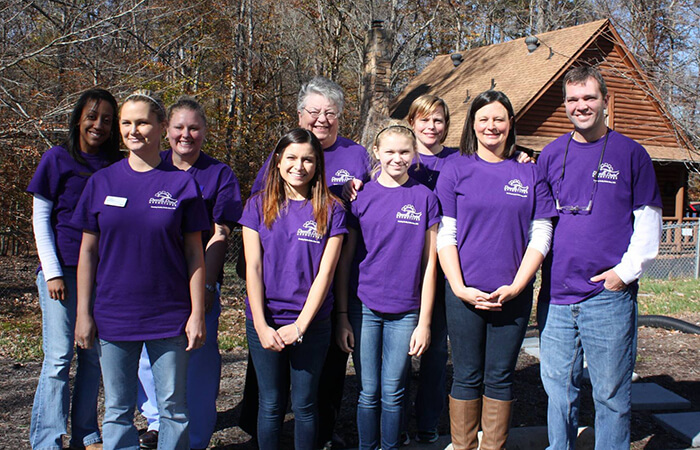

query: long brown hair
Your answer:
[262,128,336,235]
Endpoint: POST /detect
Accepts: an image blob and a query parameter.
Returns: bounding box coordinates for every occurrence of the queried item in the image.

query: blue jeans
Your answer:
[99,335,190,450]
[446,283,532,401]
[538,287,637,450]
[246,318,331,450]
[350,301,418,450]
[30,268,102,450]
[138,287,222,448]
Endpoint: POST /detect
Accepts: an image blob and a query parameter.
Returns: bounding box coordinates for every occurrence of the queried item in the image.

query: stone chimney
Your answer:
[360,20,392,149]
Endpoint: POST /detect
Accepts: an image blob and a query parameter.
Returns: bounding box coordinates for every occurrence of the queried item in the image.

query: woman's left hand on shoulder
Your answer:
[408,323,431,357]
[185,315,206,351]
[515,151,534,164]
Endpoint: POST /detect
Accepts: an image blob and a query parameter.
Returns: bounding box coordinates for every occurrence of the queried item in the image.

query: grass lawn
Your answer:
[637,277,700,315]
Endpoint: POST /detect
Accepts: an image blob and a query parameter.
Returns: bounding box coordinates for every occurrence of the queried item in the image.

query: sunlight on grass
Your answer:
[0,319,42,361]
[638,278,700,316]
[219,295,248,352]
[2,278,698,362]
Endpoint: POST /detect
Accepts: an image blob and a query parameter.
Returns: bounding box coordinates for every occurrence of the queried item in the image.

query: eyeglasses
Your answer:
[303,108,338,120]
[554,129,609,215]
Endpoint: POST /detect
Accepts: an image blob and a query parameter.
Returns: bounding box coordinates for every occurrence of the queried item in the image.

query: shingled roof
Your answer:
[391,19,695,162]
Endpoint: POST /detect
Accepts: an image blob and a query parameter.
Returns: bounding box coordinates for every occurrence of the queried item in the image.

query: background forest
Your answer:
[1,0,698,254]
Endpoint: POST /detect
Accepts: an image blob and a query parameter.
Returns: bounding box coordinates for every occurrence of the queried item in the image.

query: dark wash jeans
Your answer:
[445,283,533,401]
[246,318,331,450]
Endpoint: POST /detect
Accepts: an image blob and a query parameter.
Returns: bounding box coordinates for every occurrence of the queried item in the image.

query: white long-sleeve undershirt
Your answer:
[436,205,661,285]
[437,216,553,257]
[613,205,663,284]
[33,194,63,280]
[528,218,553,257]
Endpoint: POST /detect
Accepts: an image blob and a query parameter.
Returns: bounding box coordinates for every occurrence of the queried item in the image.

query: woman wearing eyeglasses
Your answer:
[435,90,556,449]
[251,76,371,198]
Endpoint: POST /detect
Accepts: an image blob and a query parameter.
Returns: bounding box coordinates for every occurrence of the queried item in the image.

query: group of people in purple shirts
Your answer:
[29,66,661,450]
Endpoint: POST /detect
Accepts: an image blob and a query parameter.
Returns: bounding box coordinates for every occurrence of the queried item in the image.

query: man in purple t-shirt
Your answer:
[537,66,662,450]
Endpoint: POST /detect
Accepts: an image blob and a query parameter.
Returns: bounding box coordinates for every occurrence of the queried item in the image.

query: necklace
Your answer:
[425,146,444,184]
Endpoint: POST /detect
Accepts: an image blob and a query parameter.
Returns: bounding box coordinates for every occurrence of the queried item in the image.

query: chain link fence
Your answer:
[2,222,699,304]
[0,228,249,305]
[221,228,246,301]
[645,220,700,279]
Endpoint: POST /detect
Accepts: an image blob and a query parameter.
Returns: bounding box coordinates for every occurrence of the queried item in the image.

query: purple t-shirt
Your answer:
[348,177,440,314]
[251,135,371,197]
[161,149,243,260]
[72,159,210,341]
[436,154,557,293]
[27,146,115,267]
[537,130,662,305]
[239,196,347,326]
[408,146,459,191]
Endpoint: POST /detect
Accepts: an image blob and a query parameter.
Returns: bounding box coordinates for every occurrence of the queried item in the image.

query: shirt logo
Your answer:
[396,204,422,225]
[595,163,619,184]
[297,220,323,243]
[503,179,529,198]
[149,190,179,210]
[330,169,354,185]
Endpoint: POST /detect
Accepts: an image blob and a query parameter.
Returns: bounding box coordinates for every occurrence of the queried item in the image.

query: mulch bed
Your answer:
[1,313,698,449]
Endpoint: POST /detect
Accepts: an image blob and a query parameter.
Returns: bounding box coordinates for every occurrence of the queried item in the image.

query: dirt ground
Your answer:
[1,314,698,449]
[1,257,698,449]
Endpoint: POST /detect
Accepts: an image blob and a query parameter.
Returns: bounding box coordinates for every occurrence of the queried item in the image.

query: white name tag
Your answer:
[104,196,127,207]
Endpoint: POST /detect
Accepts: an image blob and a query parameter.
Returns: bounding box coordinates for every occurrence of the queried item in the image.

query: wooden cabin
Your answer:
[391,19,697,222]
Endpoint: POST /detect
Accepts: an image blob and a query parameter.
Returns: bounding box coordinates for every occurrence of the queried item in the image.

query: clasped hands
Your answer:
[456,285,522,311]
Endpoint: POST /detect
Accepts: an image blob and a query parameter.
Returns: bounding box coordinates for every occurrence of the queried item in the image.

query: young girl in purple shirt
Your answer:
[240,128,346,450]
[73,90,209,450]
[436,90,555,449]
[27,88,122,450]
[336,121,439,450]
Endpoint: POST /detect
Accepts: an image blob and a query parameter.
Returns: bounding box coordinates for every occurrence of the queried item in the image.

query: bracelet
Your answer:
[294,322,303,344]
[204,283,216,293]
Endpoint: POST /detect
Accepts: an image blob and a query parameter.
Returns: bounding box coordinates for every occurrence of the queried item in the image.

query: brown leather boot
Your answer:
[449,395,481,450]
[479,396,513,450]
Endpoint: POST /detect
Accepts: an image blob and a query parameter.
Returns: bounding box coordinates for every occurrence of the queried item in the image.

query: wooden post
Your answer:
[606,91,615,129]
[675,173,686,221]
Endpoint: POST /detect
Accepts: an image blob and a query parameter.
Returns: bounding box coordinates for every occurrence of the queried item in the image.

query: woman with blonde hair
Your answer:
[336,120,439,449]
[136,96,243,450]
[74,90,209,450]
[402,94,458,443]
